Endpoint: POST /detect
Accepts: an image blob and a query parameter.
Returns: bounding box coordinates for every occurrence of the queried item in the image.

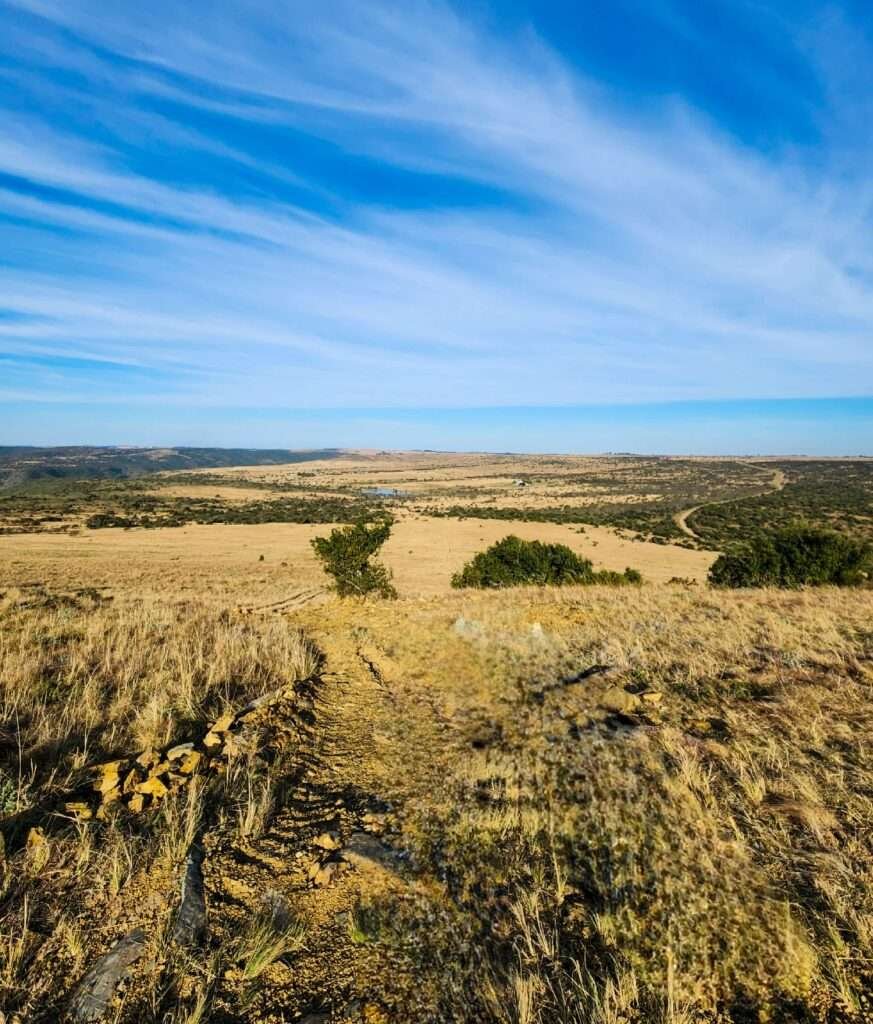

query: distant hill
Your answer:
[0,446,342,489]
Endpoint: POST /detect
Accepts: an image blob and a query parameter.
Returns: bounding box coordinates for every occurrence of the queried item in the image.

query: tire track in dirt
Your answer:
[241,587,327,615]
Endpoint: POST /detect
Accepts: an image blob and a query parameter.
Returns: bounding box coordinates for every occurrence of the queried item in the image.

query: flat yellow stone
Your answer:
[93,771,120,795]
[127,793,147,814]
[202,730,222,750]
[122,768,142,794]
[135,776,169,799]
[211,712,235,734]
[179,750,203,774]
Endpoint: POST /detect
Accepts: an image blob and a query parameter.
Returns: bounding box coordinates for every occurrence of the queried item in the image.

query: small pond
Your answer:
[361,486,412,498]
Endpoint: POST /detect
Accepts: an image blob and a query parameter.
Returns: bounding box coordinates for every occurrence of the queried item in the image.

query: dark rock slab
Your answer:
[171,842,207,947]
[70,927,146,1022]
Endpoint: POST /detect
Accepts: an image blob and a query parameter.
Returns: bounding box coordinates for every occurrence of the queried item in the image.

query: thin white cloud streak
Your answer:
[0,0,871,409]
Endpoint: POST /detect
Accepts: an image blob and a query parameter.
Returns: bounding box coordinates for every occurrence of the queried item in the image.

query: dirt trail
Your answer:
[189,618,453,1023]
[673,468,787,543]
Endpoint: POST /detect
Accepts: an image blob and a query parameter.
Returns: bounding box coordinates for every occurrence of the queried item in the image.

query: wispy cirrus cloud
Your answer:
[0,0,871,427]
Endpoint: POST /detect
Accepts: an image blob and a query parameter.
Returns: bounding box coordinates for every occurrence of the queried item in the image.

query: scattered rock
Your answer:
[61,692,301,822]
[211,712,236,734]
[202,730,223,750]
[309,859,343,887]
[93,765,122,795]
[178,750,203,774]
[136,748,159,770]
[127,794,147,814]
[361,812,388,834]
[313,831,341,851]
[598,686,642,714]
[342,832,402,874]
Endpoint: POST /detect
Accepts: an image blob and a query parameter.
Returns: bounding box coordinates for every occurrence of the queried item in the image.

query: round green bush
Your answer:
[451,535,642,589]
[709,525,873,588]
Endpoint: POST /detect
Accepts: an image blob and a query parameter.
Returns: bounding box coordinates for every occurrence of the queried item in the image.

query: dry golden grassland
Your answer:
[0,509,713,606]
[1,573,871,1022]
[0,454,872,1022]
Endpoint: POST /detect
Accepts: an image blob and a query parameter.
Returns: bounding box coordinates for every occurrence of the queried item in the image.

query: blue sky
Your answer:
[1,0,871,452]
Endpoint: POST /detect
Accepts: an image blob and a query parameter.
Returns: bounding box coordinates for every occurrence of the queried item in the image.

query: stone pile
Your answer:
[64,702,277,820]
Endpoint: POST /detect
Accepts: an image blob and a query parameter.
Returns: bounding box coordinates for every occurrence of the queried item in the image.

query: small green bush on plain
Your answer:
[451,535,642,589]
[311,518,397,598]
[709,524,873,588]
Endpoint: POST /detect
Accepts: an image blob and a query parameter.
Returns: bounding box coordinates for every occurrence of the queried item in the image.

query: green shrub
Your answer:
[596,566,644,586]
[311,518,397,598]
[709,525,873,588]
[451,535,642,589]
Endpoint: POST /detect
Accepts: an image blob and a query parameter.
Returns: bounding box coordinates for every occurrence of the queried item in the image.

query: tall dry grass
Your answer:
[0,587,317,1019]
[339,584,873,1021]
[0,588,317,799]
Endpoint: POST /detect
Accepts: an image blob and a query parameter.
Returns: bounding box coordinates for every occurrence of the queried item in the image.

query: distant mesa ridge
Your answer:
[0,446,343,488]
